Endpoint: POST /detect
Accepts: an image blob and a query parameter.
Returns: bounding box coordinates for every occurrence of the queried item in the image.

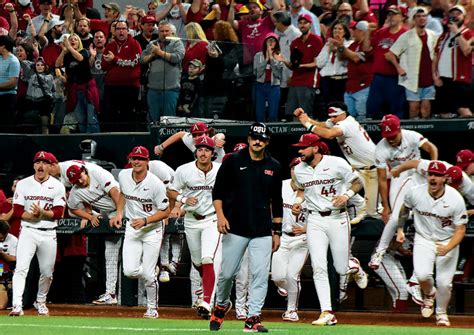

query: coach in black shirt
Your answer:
[210,122,283,333]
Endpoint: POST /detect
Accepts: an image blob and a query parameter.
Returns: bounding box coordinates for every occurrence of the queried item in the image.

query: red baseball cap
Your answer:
[66,164,84,185]
[298,13,313,23]
[427,161,447,176]
[141,15,157,24]
[128,146,150,160]
[317,141,330,155]
[190,122,208,135]
[446,166,463,189]
[33,151,57,164]
[292,134,321,147]
[195,136,215,150]
[380,114,401,138]
[233,143,248,152]
[289,157,302,168]
[456,149,473,170]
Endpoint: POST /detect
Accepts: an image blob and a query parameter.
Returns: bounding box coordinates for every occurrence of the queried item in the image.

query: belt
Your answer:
[357,165,376,170]
[26,226,57,231]
[283,231,296,237]
[330,75,348,80]
[192,212,216,220]
[308,208,346,217]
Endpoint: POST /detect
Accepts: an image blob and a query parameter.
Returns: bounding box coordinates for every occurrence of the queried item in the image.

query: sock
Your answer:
[202,263,215,303]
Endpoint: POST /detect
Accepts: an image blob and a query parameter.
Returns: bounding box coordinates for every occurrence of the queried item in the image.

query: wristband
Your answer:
[44,19,50,23]
[272,222,282,236]
[176,194,183,202]
[158,144,165,151]
[337,46,345,53]
[181,196,188,204]
[143,217,148,226]
[295,196,304,205]
[344,190,355,199]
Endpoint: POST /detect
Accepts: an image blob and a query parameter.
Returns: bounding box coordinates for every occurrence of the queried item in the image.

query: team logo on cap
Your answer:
[200,137,209,144]
[384,125,392,132]
[192,124,200,132]
[134,147,143,154]
[68,171,76,179]
[251,124,266,134]
[431,162,439,170]
[38,151,46,158]
[234,143,246,151]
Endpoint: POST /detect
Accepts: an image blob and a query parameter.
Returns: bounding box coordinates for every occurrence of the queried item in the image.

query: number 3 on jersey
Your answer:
[321,185,336,197]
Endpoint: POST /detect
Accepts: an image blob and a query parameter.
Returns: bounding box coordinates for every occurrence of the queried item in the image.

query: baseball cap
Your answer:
[33,151,57,164]
[248,122,272,140]
[427,161,447,176]
[446,166,463,189]
[190,122,208,135]
[292,133,321,147]
[387,5,406,16]
[264,32,279,42]
[189,59,204,68]
[380,114,401,138]
[456,149,473,170]
[128,146,150,160]
[328,106,346,117]
[19,0,31,6]
[412,6,428,16]
[48,18,65,32]
[246,0,265,10]
[449,5,466,15]
[298,13,313,23]
[195,136,215,150]
[102,3,120,13]
[289,157,302,168]
[354,20,369,32]
[66,165,84,185]
[317,141,330,155]
[141,15,157,24]
[233,143,248,152]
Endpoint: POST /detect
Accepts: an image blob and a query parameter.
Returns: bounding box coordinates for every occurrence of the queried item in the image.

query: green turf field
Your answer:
[0,316,472,335]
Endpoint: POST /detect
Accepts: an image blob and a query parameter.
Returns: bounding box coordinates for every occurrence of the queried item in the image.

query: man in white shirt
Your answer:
[396,161,467,327]
[119,146,170,319]
[10,151,66,317]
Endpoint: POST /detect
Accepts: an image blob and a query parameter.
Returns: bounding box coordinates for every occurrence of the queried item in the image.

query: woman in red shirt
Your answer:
[182,22,209,73]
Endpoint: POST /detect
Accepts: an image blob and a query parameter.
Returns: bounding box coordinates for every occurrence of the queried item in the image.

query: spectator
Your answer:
[279,14,323,120]
[56,33,100,133]
[90,2,121,38]
[253,32,283,122]
[38,17,64,68]
[227,0,281,70]
[433,5,473,118]
[318,0,337,37]
[27,0,59,37]
[14,0,36,32]
[134,15,158,51]
[2,3,18,40]
[101,20,142,131]
[200,20,241,119]
[156,0,190,39]
[352,0,378,25]
[0,35,20,132]
[25,57,54,134]
[316,20,352,106]
[413,0,443,36]
[14,41,35,122]
[89,30,107,109]
[177,58,203,116]
[0,220,17,309]
[141,20,184,123]
[338,20,372,120]
[185,0,211,36]
[366,5,407,119]
[75,17,93,49]
[289,0,320,36]
[386,7,438,119]
[182,22,208,74]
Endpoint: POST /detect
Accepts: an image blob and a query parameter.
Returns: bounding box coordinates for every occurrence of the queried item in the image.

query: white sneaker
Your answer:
[421,288,436,318]
[406,282,423,306]
[277,287,288,297]
[282,310,299,322]
[353,267,368,289]
[143,308,159,319]
[159,270,170,283]
[368,250,385,270]
[92,292,118,305]
[197,300,212,319]
[8,305,24,317]
[436,313,450,327]
[347,257,360,275]
[312,311,337,326]
[33,301,49,316]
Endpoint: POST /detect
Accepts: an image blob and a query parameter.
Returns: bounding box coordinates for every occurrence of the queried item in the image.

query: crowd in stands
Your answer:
[0,0,472,133]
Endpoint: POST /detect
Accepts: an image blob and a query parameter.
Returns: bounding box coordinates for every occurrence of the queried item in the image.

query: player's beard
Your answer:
[301,153,314,163]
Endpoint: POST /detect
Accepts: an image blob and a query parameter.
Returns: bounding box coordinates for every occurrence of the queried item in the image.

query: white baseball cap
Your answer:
[19,0,31,6]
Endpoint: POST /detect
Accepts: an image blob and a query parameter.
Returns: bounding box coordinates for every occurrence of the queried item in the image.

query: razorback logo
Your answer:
[384,125,392,132]
[105,181,111,187]
[431,162,439,171]
[264,169,273,176]
[235,144,246,151]
[200,137,209,144]
[38,151,46,158]
[134,147,143,154]
[192,124,201,132]
[68,171,75,179]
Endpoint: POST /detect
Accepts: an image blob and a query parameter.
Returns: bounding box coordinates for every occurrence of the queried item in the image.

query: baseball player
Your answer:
[396,161,467,327]
[49,159,103,188]
[0,220,17,309]
[66,163,124,305]
[291,134,363,326]
[369,114,438,269]
[455,149,473,179]
[271,157,308,322]
[168,136,222,319]
[294,102,380,220]
[119,146,170,319]
[9,152,66,316]
[154,122,226,163]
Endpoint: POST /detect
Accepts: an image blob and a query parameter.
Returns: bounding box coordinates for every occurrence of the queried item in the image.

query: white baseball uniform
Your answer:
[12,175,66,308]
[58,160,102,188]
[0,233,18,273]
[405,183,468,315]
[119,168,169,310]
[182,132,225,163]
[326,116,379,217]
[293,155,357,312]
[169,160,222,304]
[67,167,121,296]
[374,129,428,253]
[271,179,308,312]
[148,160,175,187]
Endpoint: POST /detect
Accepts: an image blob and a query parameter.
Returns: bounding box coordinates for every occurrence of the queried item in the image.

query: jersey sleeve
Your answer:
[389,33,407,57]
[403,187,415,209]
[181,132,195,151]
[168,166,186,192]
[150,161,173,185]
[215,147,225,163]
[292,166,304,190]
[67,190,81,210]
[98,169,120,194]
[53,182,66,207]
[416,159,430,178]
[336,157,357,184]
[452,193,468,226]
[407,130,427,148]
[374,144,388,169]
[153,180,169,212]
[12,181,25,206]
